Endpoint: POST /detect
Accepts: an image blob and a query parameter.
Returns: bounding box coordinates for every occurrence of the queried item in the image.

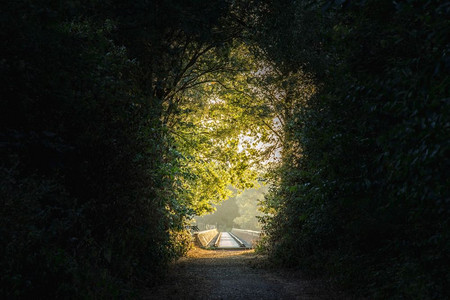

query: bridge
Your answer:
[194,228,261,249]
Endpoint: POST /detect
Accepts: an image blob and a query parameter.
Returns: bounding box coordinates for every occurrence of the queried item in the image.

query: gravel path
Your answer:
[145,247,348,299]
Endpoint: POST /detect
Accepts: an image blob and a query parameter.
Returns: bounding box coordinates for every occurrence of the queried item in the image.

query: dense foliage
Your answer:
[0,0,256,297]
[2,0,448,298]
[257,0,449,298]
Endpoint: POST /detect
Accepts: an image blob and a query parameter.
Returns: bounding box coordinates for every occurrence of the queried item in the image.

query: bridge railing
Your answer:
[194,228,219,247]
[231,228,261,248]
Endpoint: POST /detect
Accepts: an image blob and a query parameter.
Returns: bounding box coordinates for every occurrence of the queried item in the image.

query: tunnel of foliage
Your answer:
[1,0,449,299]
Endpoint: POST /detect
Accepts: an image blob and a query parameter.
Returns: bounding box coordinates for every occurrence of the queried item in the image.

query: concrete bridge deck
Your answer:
[216,232,239,248]
[194,228,261,249]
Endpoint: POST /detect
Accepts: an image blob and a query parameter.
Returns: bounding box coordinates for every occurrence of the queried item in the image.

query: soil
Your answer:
[145,247,350,299]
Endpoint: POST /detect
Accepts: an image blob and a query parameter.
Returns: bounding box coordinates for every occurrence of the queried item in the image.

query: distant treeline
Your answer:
[195,186,266,232]
[256,1,449,299]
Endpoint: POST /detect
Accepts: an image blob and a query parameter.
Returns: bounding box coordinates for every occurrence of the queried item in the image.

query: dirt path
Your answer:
[145,247,347,299]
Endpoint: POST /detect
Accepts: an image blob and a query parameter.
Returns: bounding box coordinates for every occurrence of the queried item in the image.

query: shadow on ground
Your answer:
[145,247,349,299]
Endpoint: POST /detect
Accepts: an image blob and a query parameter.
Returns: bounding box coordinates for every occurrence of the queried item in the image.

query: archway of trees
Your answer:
[2,0,448,298]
